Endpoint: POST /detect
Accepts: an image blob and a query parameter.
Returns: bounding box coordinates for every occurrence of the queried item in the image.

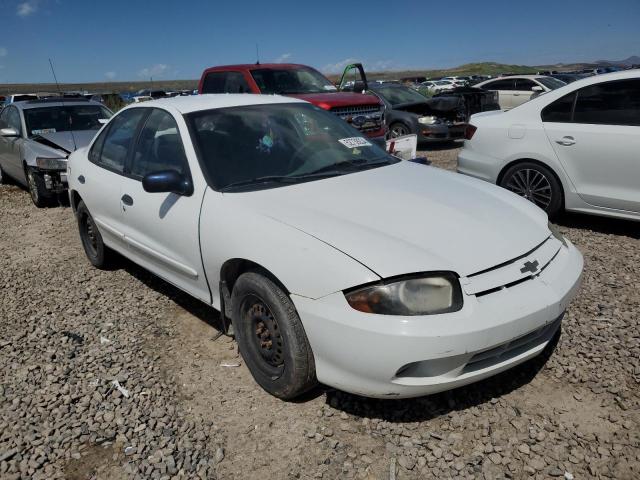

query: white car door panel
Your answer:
[545,123,640,212]
[118,108,211,303]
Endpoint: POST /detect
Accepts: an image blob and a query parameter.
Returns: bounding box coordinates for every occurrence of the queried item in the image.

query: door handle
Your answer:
[78,175,85,184]
[555,136,576,146]
[121,194,134,206]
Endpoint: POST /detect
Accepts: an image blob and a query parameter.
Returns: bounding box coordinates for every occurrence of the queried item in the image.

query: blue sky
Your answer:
[0,0,638,83]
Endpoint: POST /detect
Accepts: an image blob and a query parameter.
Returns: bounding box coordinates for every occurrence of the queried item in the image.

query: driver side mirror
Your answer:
[142,170,193,196]
[0,127,19,137]
[531,86,544,92]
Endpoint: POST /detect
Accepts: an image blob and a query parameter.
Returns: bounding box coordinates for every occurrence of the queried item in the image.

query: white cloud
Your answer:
[274,53,291,63]
[105,71,117,80]
[321,58,359,74]
[138,64,168,78]
[17,1,37,17]
[0,47,7,57]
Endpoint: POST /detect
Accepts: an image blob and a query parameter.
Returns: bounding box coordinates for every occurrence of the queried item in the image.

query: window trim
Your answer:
[125,107,193,187]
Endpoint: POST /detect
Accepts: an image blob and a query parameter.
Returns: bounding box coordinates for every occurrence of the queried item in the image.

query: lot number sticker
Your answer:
[338,137,372,148]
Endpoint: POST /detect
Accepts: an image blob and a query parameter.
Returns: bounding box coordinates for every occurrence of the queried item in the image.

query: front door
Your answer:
[118,107,211,303]
[543,79,640,213]
[0,106,26,182]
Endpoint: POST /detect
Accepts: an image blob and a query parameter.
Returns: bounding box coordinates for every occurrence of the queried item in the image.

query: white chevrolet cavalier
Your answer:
[67,95,583,399]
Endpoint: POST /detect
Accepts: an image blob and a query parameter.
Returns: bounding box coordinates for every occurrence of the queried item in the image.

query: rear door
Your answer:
[512,79,538,107]
[78,107,148,252]
[542,78,640,212]
[481,79,516,109]
[118,107,211,302]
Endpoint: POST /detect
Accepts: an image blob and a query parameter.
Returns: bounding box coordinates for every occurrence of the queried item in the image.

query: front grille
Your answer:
[330,105,383,133]
[462,317,561,374]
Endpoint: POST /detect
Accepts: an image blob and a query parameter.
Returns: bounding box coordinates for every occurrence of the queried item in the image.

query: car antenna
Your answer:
[255,43,260,65]
[48,58,77,151]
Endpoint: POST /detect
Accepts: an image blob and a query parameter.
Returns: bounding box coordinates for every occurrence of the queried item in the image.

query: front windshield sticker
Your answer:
[323,85,338,91]
[32,128,56,135]
[256,132,274,153]
[338,137,372,148]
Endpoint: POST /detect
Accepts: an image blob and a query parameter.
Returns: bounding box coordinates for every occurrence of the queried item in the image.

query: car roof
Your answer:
[12,99,106,110]
[204,63,318,72]
[125,93,308,114]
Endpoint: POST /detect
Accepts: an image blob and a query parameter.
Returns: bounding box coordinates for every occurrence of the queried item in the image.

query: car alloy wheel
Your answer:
[504,168,552,210]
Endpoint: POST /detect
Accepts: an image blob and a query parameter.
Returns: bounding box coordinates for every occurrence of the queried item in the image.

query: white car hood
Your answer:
[229,162,549,278]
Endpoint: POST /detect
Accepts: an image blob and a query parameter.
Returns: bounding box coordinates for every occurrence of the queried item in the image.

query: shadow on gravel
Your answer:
[557,211,640,239]
[323,329,560,423]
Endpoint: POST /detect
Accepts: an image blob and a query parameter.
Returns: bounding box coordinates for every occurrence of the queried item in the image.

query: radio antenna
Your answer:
[48,58,77,151]
[255,44,260,65]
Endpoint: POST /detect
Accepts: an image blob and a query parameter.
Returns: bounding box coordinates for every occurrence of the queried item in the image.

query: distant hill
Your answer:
[594,55,640,66]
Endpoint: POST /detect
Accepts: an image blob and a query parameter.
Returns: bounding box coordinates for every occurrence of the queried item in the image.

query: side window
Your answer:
[514,79,537,91]
[0,108,9,128]
[130,109,189,178]
[482,79,514,91]
[5,107,22,134]
[541,92,576,123]
[95,108,146,173]
[88,126,109,163]
[574,79,640,126]
[201,72,251,94]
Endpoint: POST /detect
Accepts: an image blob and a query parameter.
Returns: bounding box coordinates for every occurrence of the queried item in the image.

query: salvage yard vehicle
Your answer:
[0,98,113,206]
[458,71,640,220]
[68,94,583,400]
[198,63,386,140]
[475,75,566,109]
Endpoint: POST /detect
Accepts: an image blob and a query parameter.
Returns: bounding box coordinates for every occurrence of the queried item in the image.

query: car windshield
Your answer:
[538,77,566,90]
[375,86,427,106]
[187,103,398,192]
[24,105,112,138]
[250,67,338,94]
[14,94,38,102]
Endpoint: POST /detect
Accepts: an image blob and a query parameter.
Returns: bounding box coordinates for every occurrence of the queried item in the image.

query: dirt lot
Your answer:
[0,144,638,479]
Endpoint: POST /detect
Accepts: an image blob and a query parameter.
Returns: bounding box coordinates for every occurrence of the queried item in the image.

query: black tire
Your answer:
[76,200,113,269]
[388,122,411,139]
[0,163,6,185]
[26,167,54,208]
[499,161,563,218]
[231,272,317,399]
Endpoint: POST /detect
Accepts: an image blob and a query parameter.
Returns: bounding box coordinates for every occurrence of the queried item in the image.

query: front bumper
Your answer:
[37,169,68,193]
[292,241,583,398]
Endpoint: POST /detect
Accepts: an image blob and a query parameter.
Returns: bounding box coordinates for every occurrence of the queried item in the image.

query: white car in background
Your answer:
[458,70,640,221]
[67,94,582,399]
[475,75,566,109]
[420,80,456,94]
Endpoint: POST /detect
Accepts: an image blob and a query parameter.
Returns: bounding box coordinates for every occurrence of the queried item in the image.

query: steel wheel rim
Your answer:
[82,214,99,256]
[506,168,552,210]
[242,295,285,376]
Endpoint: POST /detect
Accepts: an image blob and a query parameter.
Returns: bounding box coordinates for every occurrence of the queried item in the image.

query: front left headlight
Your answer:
[344,272,463,316]
[548,221,567,247]
[36,157,67,170]
[418,116,440,125]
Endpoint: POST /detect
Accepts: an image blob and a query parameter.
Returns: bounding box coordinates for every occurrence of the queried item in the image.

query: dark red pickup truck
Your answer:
[198,63,386,139]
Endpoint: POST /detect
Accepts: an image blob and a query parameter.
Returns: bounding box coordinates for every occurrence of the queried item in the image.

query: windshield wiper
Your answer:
[307,157,394,175]
[220,172,343,192]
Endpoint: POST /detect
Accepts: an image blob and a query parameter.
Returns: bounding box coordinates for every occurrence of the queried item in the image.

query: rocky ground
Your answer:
[0,144,638,479]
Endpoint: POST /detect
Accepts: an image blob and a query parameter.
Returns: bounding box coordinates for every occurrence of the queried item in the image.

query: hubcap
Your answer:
[506,168,552,210]
[243,296,284,371]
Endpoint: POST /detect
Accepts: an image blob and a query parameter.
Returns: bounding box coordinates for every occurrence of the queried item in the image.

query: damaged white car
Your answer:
[68,95,583,399]
[0,99,112,206]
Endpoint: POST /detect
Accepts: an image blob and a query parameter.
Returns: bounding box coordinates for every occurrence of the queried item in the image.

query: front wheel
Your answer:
[231,272,317,400]
[499,162,563,218]
[388,122,411,139]
[26,167,54,207]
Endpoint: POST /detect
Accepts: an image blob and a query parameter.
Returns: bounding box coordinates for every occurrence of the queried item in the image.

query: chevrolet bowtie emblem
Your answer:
[520,260,539,274]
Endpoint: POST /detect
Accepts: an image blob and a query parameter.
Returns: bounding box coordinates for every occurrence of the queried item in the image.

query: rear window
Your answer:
[201,72,251,94]
[541,92,576,123]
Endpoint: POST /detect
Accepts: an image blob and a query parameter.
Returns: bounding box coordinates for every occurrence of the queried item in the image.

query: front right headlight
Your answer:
[418,116,440,125]
[344,272,463,316]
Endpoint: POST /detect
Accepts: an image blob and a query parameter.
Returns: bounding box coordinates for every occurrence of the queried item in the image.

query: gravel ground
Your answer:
[0,143,638,479]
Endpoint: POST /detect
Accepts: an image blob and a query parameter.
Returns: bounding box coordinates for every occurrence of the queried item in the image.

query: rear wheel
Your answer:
[0,163,6,184]
[231,272,316,399]
[499,161,563,218]
[26,167,54,207]
[76,200,113,269]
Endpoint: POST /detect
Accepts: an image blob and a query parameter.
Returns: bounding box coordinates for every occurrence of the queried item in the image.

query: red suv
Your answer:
[198,64,386,139]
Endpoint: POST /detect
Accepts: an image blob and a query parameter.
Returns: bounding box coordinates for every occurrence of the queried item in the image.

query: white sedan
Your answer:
[458,70,640,221]
[67,95,583,399]
[475,75,566,109]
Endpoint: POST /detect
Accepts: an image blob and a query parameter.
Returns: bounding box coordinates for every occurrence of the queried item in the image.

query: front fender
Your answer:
[199,188,380,305]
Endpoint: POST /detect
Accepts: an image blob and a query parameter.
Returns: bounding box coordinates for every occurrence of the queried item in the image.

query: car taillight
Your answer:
[464,124,477,140]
